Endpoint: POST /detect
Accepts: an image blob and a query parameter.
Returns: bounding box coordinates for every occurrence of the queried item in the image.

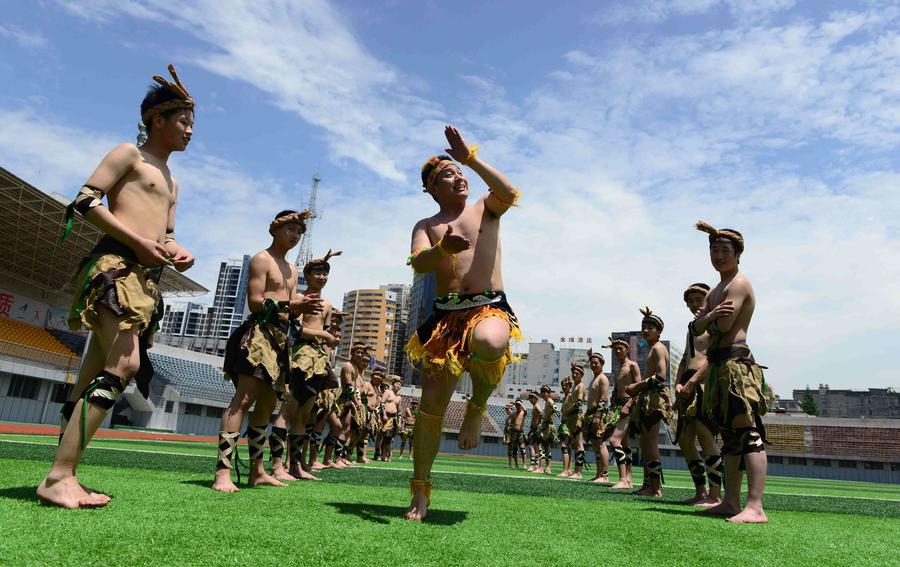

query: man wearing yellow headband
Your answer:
[404,125,522,520]
[689,221,768,523]
[39,65,199,509]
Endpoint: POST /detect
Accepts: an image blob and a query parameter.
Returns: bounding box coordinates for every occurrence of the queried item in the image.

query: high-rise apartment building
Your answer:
[380,283,411,380]
[404,272,436,385]
[340,288,397,372]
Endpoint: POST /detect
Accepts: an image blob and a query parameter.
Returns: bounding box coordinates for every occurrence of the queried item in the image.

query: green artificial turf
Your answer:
[0,436,898,566]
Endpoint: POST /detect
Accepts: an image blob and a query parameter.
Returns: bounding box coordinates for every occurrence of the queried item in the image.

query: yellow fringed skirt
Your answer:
[405,291,521,385]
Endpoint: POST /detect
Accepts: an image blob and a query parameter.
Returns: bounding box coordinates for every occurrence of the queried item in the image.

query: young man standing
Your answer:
[380,377,403,462]
[526,392,542,472]
[557,377,574,477]
[537,385,558,474]
[212,210,322,492]
[503,404,515,468]
[404,125,521,520]
[398,399,418,460]
[584,349,612,484]
[688,221,768,523]
[606,337,641,490]
[509,399,527,469]
[674,283,722,506]
[567,364,587,479]
[39,65,197,508]
[626,307,673,497]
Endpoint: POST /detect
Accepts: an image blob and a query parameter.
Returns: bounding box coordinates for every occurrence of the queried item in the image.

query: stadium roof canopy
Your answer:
[0,167,207,309]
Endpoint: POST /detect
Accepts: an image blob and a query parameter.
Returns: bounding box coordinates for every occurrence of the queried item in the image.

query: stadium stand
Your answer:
[0,318,77,358]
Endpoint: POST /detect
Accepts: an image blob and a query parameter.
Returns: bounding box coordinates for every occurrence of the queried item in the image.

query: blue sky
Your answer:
[2,0,899,396]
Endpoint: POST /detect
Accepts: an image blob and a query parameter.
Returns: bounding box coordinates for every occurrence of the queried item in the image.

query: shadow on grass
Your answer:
[326,501,468,525]
[642,506,725,519]
[0,485,38,503]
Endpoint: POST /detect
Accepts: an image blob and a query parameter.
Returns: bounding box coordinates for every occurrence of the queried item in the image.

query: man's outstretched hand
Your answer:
[439,225,471,254]
[444,125,472,163]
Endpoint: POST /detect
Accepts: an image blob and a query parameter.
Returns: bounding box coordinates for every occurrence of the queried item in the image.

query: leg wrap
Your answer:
[688,459,706,488]
[246,426,267,462]
[59,400,77,442]
[334,437,345,457]
[647,460,662,482]
[560,446,570,456]
[613,446,626,465]
[574,450,585,468]
[305,424,314,438]
[217,431,240,481]
[623,446,633,466]
[519,446,526,461]
[705,454,724,488]
[269,426,287,461]
[86,370,126,410]
[324,435,336,448]
[309,430,322,448]
[288,434,305,465]
[531,454,539,467]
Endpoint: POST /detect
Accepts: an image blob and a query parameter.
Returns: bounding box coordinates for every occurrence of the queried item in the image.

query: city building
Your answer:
[793,385,900,418]
[404,272,436,385]
[340,288,397,372]
[380,283,411,381]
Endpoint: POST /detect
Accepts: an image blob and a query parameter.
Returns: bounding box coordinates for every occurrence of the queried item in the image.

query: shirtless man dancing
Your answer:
[688,221,768,523]
[380,378,403,461]
[606,336,640,490]
[674,283,722,506]
[404,125,521,520]
[39,65,197,508]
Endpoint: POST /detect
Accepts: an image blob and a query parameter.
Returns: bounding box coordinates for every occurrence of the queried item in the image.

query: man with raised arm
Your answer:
[405,125,521,521]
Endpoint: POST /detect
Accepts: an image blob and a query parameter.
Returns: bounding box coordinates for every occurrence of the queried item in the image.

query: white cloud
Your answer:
[0,24,49,49]
[57,0,444,182]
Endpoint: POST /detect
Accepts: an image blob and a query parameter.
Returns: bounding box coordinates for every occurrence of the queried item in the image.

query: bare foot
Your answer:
[37,476,107,509]
[458,405,482,450]
[698,502,741,516]
[211,470,240,493]
[272,468,298,482]
[680,493,709,505]
[289,465,321,481]
[542,467,552,475]
[692,497,721,507]
[340,458,354,466]
[633,487,662,497]
[569,472,582,480]
[80,484,112,504]
[557,471,572,478]
[404,491,429,521]
[248,472,288,487]
[609,481,633,490]
[322,461,345,469]
[727,507,768,523]
[591,475,611,485]
[310,461,325,471]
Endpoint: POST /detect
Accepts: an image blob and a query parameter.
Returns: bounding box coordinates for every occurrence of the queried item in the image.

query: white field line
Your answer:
[2,438,898,503]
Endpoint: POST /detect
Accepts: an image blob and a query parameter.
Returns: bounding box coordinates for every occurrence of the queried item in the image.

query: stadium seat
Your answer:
[0,318,78,357]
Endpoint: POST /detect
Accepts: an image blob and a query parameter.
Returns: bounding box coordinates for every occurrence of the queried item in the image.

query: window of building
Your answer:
[787,457,806,466]
[206,406,223,418]
[184,403,203,416]
[768,456,783,464]
[481,436,499,444]
[445,432,459,440]
[838,460,857,469]
[165,401,175,413]
[51,383,73,404]
[7,375,40,400]
[863,461,884,470]
[812,458,831,467]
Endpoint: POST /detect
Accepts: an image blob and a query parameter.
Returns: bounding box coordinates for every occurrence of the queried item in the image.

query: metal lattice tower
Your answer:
[294,171,321,270]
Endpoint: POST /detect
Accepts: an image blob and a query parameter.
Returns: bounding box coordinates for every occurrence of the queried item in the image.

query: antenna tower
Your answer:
[295,171,321,270]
